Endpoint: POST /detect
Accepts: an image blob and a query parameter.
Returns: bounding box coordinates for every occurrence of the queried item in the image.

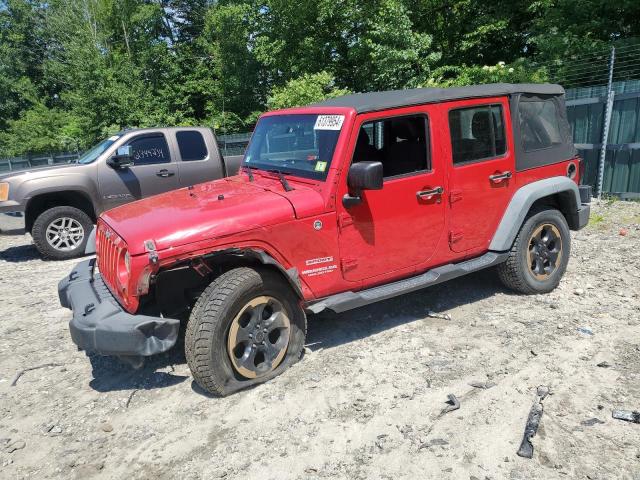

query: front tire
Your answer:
[497,208,571,294]
[31,206,93,260]
[185,267,306,396]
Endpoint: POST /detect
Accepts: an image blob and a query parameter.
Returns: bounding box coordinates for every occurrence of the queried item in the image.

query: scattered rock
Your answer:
[597,361,612,368]
[574,288,585,296]
[429,438,449,446]
[469,381,496,389]
[100,423,114,433]
[581,418,605,426]
[612,410,640,424]
[577,326,594,336]
[426,311,451,321]
[5,440,25,453]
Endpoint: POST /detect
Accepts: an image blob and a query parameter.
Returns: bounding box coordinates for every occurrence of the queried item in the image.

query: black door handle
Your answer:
[156,169,175,178]
[489,171,512,183]
[416,186,444,200]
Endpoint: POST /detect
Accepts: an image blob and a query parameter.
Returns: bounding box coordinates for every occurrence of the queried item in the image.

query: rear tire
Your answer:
[31,206,93,260]
[497,208,571,294]
[185,267,306,396]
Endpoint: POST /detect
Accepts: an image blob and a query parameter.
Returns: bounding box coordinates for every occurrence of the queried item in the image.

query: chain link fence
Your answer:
[543,43,640,198]
[3,47,640,199]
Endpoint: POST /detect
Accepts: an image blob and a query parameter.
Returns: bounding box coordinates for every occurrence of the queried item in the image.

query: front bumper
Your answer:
[58,259,180,356]
[0,211,26,233]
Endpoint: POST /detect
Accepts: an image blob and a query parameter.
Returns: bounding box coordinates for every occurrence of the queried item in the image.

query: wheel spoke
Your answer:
[238,346,257,372]
[264,310,288,331]
[233,326,252,345]
[262,340,280,360]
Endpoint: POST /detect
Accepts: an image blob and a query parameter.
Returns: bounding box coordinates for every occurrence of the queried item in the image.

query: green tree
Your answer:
[266,71,350,110]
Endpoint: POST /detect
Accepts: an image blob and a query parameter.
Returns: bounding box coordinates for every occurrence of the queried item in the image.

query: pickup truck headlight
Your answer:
[0,182,9,202]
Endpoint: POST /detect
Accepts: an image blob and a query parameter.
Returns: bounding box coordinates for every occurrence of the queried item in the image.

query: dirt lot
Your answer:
[0,200,639,480]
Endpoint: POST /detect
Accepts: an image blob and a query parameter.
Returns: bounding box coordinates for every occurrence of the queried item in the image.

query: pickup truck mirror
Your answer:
[107,146,134,169]
[343,161,383,207]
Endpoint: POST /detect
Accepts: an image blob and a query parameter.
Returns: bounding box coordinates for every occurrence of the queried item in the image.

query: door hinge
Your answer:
[341,258,358,272]
[449,230,464,245]
[338,213,354,231]
[449,189,463,205]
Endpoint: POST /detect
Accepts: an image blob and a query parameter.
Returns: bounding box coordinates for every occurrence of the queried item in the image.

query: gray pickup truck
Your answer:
[0,127,242,259]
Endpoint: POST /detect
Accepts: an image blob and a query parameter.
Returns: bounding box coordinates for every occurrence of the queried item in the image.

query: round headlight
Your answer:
[117,249,131,291]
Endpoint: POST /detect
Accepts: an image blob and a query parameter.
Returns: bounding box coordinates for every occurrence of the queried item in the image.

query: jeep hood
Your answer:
[101,177,300,255]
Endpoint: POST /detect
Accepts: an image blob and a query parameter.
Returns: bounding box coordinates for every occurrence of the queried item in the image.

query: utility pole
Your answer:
[597,47,615,198]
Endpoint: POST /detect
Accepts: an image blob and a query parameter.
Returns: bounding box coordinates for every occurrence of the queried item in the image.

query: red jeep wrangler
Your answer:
[59,83,591,395]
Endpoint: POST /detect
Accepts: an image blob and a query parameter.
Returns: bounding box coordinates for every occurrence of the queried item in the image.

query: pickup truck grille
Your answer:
[96,221,125,301]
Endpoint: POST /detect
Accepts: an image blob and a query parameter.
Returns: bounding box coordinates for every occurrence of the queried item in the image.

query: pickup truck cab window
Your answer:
[449,105,506,164]
[127,134,171,165]
[177,130,208,161]
[353,114,430,178]
[244,114,342,180]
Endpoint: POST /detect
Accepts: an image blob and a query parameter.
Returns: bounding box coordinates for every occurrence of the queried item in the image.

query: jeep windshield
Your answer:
[77,134,121,164]
[243,114,343,180]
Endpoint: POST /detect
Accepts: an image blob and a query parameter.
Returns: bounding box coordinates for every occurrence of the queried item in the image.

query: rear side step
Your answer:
[306,251,509,314]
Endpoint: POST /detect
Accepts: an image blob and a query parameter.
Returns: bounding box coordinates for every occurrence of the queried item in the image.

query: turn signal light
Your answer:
[0,183,9,202]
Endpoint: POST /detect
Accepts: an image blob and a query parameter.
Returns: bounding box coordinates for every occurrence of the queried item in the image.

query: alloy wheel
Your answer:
[45,217,85,252]
[227,296,291,379]
[527,223,563,280]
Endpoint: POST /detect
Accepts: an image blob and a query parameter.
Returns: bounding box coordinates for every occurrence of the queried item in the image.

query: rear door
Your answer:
[97,131,179,211]
[337,108,446,282]
[445,97,515,253]
[173,129,225,187]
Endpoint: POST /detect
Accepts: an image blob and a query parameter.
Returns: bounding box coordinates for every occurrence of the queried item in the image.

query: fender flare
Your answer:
[489,176,580,251]
[202,247,304,299]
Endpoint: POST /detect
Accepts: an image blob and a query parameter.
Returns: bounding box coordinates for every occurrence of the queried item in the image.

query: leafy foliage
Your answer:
[0,0,638,156]
[267,72,351,110]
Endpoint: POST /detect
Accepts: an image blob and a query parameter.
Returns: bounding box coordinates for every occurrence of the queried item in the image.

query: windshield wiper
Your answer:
[267,169,294,192]
[242,165,255,182]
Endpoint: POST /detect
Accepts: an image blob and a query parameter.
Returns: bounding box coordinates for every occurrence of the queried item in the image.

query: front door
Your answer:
[446,98,515,253]
[337,110,446,282]
[97,132,180,211]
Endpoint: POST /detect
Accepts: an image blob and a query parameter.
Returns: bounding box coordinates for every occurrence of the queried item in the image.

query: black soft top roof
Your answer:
[313,83,564,113]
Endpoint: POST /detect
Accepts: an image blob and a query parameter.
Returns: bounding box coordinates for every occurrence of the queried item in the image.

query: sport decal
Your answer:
[302,256,337,277]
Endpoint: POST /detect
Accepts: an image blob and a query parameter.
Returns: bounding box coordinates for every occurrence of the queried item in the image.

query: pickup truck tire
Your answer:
[497,208,571,294]
[185,267,306,396]
[32,206,93,260]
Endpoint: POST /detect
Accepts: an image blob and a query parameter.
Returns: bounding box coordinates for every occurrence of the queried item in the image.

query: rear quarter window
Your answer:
[177,130,208,161]
[519,100,563,151]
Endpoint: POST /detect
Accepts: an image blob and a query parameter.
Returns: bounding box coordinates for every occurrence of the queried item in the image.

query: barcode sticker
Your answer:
[314,115,345,130]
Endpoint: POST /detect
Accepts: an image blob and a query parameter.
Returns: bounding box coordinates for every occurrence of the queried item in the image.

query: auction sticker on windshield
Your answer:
[314,115,344,130]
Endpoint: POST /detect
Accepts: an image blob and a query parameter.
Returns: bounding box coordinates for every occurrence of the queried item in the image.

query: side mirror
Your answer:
[343,161,383,207]
[107,145,134,169]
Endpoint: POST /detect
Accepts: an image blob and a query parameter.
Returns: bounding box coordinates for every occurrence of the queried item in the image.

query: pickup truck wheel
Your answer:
[185,267,306,396]
[497,208,571,294]
[31,206,93,260]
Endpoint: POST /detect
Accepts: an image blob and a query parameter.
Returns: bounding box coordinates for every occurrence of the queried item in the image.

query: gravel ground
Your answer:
[0,200,639,480]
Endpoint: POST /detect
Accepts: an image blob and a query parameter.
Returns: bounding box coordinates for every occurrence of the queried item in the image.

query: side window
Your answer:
[353,115,430,179]
[176,130,208,161]
[519,100,563,151]
[128,134,171,165]
[449,105,506,164]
